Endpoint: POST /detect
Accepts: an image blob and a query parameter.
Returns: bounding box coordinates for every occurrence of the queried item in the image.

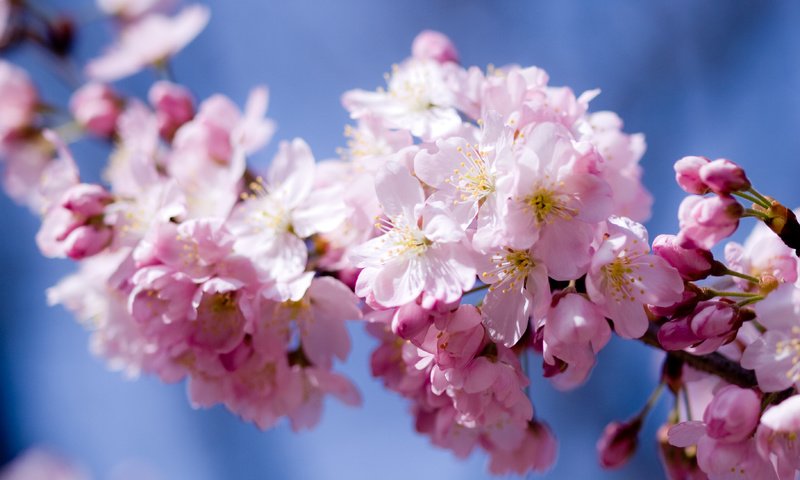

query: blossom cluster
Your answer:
[2,1,800,478]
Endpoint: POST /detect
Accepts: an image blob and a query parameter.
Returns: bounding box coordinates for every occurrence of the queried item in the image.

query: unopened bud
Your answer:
[391,302,431,339]
[699,158,751,194]
[652,234,714,281]
[597,418,643,469]
[411,30,459,64]
[674,156,710,195]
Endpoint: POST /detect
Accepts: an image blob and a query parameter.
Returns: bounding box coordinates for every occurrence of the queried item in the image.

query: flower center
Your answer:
[524,187,577,224]
[602,258,644,303]
[375,217,432,262]
[484,248,535,293]
[241,177,292,233]
[447,144,495,203]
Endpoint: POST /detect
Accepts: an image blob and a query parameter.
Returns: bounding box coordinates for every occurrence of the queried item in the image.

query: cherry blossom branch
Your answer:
[640,321,795,406]
[639,321,756,388]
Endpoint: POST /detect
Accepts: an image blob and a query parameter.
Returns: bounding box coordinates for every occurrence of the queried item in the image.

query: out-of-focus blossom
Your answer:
[0,60,37,136]
[70,82,123,137]
[148,80,194,139]
[411,30,459,64]
[87,5,210,81]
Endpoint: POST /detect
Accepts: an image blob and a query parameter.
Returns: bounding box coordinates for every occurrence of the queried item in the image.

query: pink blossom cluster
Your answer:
[331,30,685,471]
[0,1,362,432]
[2,1,800,477]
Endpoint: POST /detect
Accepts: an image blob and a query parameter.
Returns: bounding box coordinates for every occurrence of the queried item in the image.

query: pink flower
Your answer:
[668,386,778,479]
[148,80,194,139]
[725,221,798,290]
[229,138,345,294]
[342,57,462,140]
[542,292,610,390]
[274,277,362,369]
[587,217,684,338]
[741,327,800,392]
[416,304,485,374]
[70,82,122,137]
[86,5,210,81]
[699,158,751,195]
[411,30,459,64]
[756,396,800,479]
[501,122,613,279]
[351,162,476,307]
[677,194,743,250]
[478,246,550,347]
[674,155,710,195]
[652,234,717,281]
[413,113,509,239]
[0,60,37,136]
[583,111,652,222]
[487,421,558,475]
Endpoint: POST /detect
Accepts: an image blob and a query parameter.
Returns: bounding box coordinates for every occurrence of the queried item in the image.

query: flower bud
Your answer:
[677,195,743,250]
[411,30,459,64]
[657,317,702,351]
[652,234,716,281]
[62,225,112,260]
[699,158,750,194]
[597,418,643,469]
[391,302,432,339]
[70,83,122,137]
[60,183,113,217]
[688,300,740,339]
[703,385,760,443]
[674,156,710,194]
[149,80,195,140]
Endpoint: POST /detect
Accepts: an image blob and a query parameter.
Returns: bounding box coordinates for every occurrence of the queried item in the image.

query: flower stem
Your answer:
[703,289,761,299]
[722,268,760,284]
[742,208,772,222]
[747,187,773,208]
[733,191,770,209]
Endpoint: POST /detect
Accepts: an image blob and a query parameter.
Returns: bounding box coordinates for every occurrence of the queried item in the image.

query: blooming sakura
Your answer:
[2,1,800,478]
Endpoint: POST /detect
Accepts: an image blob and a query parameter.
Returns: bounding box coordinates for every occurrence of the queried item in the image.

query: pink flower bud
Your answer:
[674,156,710,194]
[391,302,432,339]
[703,385,760,443]
[60,183,112,217]
[69,82,122,137]
[652,234,716,281]
[149,80,194,139]
[62,225,112,260]
[688,300,739,339]
[657,317,703,351]
[699,158,750,194]
[597,418,643,469]
[677,195,743,250]
[411,30,459,64]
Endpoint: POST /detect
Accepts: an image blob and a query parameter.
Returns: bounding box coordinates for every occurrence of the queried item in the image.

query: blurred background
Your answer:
[2,1,800,478]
